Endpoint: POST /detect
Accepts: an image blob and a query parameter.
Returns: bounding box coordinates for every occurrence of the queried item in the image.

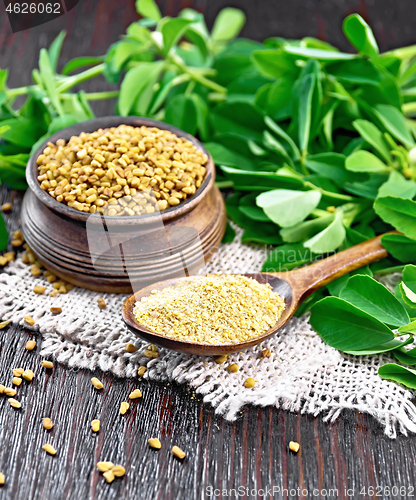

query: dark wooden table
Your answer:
[1,1,416,499]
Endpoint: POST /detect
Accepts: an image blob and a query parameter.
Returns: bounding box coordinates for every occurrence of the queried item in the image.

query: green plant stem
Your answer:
[216,180,234,189]
[304,181,355,201]
[169,56,227,94]
[81,91,120,100]
[56,64,105,93]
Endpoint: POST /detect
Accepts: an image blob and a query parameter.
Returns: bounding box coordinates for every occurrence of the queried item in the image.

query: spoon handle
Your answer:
[276,231,398,300]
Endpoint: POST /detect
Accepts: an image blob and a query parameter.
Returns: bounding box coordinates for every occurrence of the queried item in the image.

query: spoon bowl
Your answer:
[122,232,393,355]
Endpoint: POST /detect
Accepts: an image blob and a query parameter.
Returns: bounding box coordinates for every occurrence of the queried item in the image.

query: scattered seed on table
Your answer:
[289,441,300,453]
[144,350,158,359]
[215,355,228,365]
[24,316,35,326]
[50,307,62,314]
[126,343,137,353]
[0,385,5,394]
[91,377,103,390]
[42,444,56,455]
[22,370,34,382]
[4,388,16,397]
[30,265,42,277]
[97,298,106,309]
[227,364,239,373]
[148,438,161,449]
[261,348,271,358]
[26,340,36,351]
[2,202,12,213]
[91,420,100,432]
[0,321,10,329]
[120,402,129,415]
[103,470,115,483]
[8,398,21,409]
[0,472,4,485]
[97,462,114,473]
[128,389,142,400]
[50,290,59,297]
[12,368,24,377]
[43,418,53,430]
[172,446,186,459]
[46,274,57,283]
[41,360,53,369]
[137,366,147,376]
[244,378,255,388]
[12,377,22,386]
[112,465,125,477]
[33,285,46,294]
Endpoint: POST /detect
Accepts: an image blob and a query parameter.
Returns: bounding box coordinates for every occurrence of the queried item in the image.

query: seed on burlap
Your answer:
[8,398,21,409]
[0,472,4,485]
[103,470,115,483]
[112,465,125,477]
[172,446,185,459]
[24,316,35,326]
[33,285,46,294]
[97,298,106,309]
[244,378,255,388]
[126,343,137,353]
[97,462,114,472]
[289,441,300,453]
[4,388,16,397]
[42,444,56,455]
[91,377,103,390]
[12,368,24,377]
[91,420,100,432]
[12,377,22,386]
[43,418,53,430]
[148,438,161,449]
[120,402,129,415]
[26,340,36,350]
[128,389,142,400]
[50,307,62,314]
[22,370,34,381]
[41,360,53,369]
[0,321,10,329]
[137,366,147,376]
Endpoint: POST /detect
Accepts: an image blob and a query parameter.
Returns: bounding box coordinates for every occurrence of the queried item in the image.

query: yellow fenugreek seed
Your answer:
[12,377,22,386]
[41,360,54,369]
[244,378,255,388]
[2,202,12,212]
[26,340,36,351]
[137,366,147,376]
[8,398,21,409]
[91,419,100,432]
[22,370,34,382]
[0,320,10,329]
[4,388,16,397]
[148,438,161,449]
[0,472,4,485]
[97,462,114,472]
[144,350,159,358]
[0,385,5,394]
[129,389,142,400]
[112,465,126,477]
[227,364,239,373]
[24,316,35,326]
[43,418,53,430]
[91,377,103,390]
[172,446,186,459]
[12,368,24,377]
[103,470,115,483]
[289,441,300,453]
[42,444,56,455]
[50,307,62,314]
[30,264,42,276]
[215,355,227,365]
[97,298,106,309]
[261,348,271,358]
[126,343,137,353]
[120,402,130,415]
[33,285,46,294]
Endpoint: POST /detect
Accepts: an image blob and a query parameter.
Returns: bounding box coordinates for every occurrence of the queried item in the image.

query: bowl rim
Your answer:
[26,116,215,226]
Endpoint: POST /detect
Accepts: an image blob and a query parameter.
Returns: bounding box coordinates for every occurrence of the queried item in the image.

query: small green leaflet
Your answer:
[374,104,414,148]
[304,211,346,253]
[256,189,321,228]
[377,170,416,199]
[345,150,390,173]
[374,196,416,240]
[378,364,416,390]
[280,214,334,243]
[381,234,416,263]
[344,337,413,356]
[297,73,315,154]
[352,119,391,163]
[339,274,410,327]
[211,7,245,44]
[136,0,162,20]
[161,18,193,55]
[310,296,394,351]
[342,14,379,59]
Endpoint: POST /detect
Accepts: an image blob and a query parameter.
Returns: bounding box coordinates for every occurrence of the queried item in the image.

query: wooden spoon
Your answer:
[122,233,392,356]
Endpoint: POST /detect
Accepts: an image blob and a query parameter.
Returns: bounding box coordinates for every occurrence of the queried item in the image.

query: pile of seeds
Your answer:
[36,124,208,216]
[133,275,286,344]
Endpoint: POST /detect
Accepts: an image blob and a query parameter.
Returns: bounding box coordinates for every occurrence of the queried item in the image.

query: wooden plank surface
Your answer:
[1,1,416,498]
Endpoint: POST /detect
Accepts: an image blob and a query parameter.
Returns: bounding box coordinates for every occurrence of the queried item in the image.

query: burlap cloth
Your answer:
[1,226,415,438]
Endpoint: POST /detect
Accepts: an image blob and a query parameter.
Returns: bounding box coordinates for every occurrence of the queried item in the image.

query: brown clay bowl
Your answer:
[21,116,226,293]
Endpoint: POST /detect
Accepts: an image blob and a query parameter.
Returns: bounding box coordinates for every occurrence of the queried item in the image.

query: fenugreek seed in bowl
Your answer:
[36,124,208,216]
[132,275,285,345]
[22,117,226,293]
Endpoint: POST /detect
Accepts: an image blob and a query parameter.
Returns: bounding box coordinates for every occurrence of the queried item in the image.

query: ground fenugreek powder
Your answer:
[133,275,285,344]
[37,125,207,216]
